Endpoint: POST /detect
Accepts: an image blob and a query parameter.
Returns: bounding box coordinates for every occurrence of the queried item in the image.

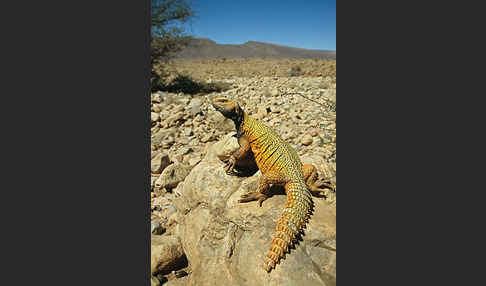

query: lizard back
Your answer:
[242,115,303,182]
[241,114,313,272]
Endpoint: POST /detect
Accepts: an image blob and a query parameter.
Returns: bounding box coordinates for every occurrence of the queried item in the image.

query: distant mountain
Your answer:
[174,38,336,59]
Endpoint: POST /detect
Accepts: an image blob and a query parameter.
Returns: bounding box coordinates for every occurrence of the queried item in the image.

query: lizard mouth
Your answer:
[212,104,223,112]
[211,100,226,112]
[211,98,236,118]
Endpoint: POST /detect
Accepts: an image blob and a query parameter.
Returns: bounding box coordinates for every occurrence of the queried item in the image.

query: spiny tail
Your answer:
[264,182,313,272]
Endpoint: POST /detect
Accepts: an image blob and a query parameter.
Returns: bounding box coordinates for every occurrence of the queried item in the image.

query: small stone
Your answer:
[159,121,168,129]
[151,152,171,174]
[254,106,268,120]
[151,176,159,188]
[178,137,189,145]
[151,276,161,286]
[162,136,175,148]
[188,157,202,167]
[301,134,313,146]
[166,112,184,126]
[180,97,191,105]
[169,153,184,163]
[194,114,203,122]
[151,112,160,122]
[152,93,162,103]
[270,88,279,97]
[183,128,193,137]
[151,221,165,235]
[151,126,160,134]
[179,147,193,155]
[151,128,176,147]
[269,104,280,113]
[188,98,203,117]
[151,151,160,159]
[152,105,161,113]
[200,133,213,143]
[155,163,192,190]
[154,187,167,196]
[173,105,185,113]
[164,205,179,228]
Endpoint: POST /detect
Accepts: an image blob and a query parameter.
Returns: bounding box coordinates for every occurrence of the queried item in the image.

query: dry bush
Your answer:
[162,74,232,95]
[288,65,302,77]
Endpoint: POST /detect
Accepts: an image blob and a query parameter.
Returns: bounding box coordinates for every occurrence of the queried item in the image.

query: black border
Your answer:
[339,0,485,284]
[3,0,151,284]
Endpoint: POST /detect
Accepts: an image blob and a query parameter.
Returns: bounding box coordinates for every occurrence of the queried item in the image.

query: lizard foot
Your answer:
[312,179,335,192]
[225,168,239,176]
[222,156,238,176]
[238,192,268,207]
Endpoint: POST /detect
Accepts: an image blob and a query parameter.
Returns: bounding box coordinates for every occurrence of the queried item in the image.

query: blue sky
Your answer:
[186,0,336,51]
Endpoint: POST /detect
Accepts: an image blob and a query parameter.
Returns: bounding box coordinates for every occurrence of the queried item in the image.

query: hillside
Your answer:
[174,38,336,59]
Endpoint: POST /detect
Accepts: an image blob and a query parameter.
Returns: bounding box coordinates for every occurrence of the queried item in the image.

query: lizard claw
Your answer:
[238,192,268,206]
[313,179,335,192]
[257,196,267,207]
[223,156,237,175]
[225,168,239,176]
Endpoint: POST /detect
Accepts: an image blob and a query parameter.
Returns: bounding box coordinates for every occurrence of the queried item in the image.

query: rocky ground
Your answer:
[151,59,336,286]
[165,58,336,79]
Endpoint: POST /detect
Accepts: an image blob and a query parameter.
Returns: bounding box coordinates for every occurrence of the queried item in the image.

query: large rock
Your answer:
[205,132,240,161]
[170,144,336,286]
[151,234,186,275]
[155,163,192,191]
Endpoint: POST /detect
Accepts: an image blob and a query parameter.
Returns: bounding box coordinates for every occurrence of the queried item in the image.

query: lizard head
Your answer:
[211,97,244,122]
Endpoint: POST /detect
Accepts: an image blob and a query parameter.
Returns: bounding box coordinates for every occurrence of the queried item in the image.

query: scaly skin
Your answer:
[212,97,332,272]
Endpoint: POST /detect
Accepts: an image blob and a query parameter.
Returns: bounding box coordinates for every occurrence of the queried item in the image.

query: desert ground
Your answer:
[150,58,336,286]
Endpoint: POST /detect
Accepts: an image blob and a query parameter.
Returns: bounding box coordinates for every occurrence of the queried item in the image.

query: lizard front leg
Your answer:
[223,134,252,176]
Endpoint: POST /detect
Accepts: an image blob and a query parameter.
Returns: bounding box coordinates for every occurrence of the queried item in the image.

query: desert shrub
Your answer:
[288,65,302,77]
[151,0,195,92]
[162,74,232,95]
[319,77,336,89]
